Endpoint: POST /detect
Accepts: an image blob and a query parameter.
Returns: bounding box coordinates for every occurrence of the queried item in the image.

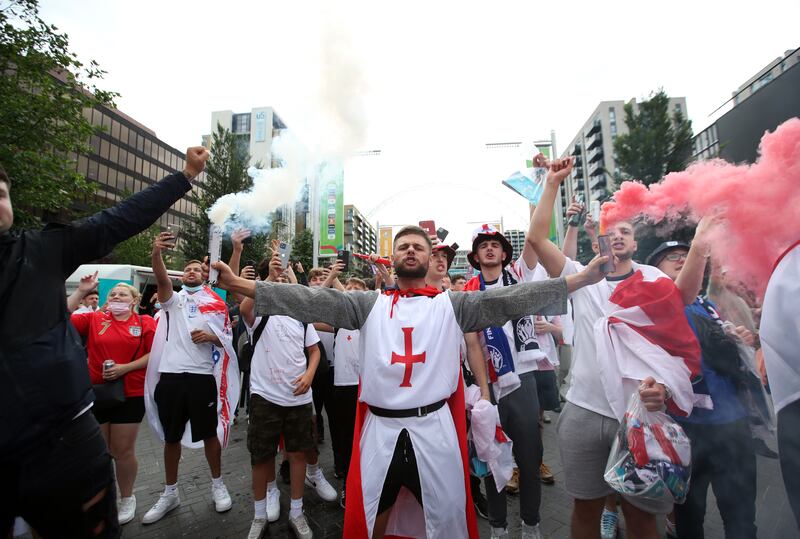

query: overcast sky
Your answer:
[40,0,799,247]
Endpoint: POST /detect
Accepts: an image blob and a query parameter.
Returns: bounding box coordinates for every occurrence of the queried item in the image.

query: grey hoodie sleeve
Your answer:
[253,282,378,330]
[449,278,569,333]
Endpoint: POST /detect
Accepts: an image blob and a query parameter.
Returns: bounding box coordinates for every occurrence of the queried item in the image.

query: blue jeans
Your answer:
[675,418,756,539]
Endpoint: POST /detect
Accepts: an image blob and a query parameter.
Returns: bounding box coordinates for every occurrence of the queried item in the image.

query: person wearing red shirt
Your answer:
[70,279,155,525]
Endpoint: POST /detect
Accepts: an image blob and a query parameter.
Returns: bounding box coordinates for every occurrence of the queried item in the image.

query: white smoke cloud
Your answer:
[207,3,367,233]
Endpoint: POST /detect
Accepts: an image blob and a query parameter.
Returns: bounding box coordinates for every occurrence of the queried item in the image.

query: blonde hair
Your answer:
[107,283,141,312]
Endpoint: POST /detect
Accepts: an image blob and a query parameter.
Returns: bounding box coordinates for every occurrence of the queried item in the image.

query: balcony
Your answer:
[574,155,583,167]
[571,144,582,156]
[587,147,603,163]
[573,166,584,179]
[588,160,604,177]
[586,132,603,150]
[590,174,607,190]
[585,120,601,137]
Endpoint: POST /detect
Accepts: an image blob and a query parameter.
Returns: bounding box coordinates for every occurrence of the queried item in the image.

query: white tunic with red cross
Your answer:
[356,291,467,538]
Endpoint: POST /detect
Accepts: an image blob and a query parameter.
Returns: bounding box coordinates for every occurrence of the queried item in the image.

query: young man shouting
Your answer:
[208,225,608,539]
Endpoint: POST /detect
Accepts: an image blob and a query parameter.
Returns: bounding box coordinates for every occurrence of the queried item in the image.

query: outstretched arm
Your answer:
[674,216,717,305]
[530,158,574,278]
[561,199,584,260]
[451,255,607,333]
[58,147,208,277]
[67,271,99,313]
[152,232,175,303]
[208,259,377,330]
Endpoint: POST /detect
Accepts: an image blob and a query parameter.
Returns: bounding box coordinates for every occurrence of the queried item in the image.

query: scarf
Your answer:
[464,269,528,398]
[383,285,443,318]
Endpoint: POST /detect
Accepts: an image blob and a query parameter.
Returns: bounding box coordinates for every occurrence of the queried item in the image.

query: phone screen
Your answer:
[597,235,616,274]
[278,242,291,269]
[436,227,449,241]
[337,250,351,272]
[166,224,181,251]
[419,220,436,237]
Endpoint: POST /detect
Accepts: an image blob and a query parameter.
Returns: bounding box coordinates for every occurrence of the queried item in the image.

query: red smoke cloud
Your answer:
[601,118,800,298]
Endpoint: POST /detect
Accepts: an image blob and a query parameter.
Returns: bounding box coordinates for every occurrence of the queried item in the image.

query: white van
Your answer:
[65,264,229,313]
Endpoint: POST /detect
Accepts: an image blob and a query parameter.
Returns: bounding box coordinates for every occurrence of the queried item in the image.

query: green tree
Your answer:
[0,0,118,228]
[180,124,253,261]
[110,224,160,267]
[613,90,693,186]
[292,228,313,271]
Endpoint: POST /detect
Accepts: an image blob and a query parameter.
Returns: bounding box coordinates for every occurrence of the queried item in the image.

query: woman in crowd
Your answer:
[68,276,157,525]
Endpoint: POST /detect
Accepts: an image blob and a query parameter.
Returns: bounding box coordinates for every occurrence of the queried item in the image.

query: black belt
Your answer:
[368,399,447,418]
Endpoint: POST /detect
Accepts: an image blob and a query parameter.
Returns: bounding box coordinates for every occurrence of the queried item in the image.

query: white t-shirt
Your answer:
[561,258,664,418]
[248,315,321,407]
[333,329,360,386]
[158,290,215,375]
[481,260,548,375]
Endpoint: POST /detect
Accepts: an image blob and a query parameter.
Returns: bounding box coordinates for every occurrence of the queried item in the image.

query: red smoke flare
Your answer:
[600,118,800,298]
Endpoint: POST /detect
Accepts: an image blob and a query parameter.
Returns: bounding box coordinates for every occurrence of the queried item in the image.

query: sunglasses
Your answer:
[664,252,689,262]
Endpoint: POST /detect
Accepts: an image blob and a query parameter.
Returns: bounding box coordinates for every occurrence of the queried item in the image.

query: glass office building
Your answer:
[75,104,205,228]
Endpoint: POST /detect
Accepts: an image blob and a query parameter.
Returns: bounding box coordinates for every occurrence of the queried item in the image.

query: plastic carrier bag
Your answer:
[604,392,692,504]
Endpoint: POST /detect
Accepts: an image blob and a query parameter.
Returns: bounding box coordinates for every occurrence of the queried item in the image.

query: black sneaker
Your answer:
[339,484,346,510]
[279,458,290,484]
[473,490,489,520]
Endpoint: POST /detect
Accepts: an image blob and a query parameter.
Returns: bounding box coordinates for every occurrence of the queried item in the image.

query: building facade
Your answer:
[693,47,800,164]
[204,107,287,168]
[344,204,378,275]
[559,97,688,217]
[204,107,300,242]
[504,229,526,262]
[76,104,205,229]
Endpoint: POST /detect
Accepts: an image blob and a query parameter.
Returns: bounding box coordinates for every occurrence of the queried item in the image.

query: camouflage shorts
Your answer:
[247,394,315,464]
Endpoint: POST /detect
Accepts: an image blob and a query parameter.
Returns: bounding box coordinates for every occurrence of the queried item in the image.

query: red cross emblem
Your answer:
[391,327,426,388]
[347,335,352,341]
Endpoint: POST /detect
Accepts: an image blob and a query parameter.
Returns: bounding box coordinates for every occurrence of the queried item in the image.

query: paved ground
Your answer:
[115,409,797,538]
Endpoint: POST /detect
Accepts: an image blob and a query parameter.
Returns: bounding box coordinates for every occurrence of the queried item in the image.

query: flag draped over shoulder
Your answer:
[594,269,702,420]
[760,240,800,414]
[145,287,240,449]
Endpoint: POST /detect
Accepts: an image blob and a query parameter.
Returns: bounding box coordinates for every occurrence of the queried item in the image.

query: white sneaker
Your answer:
[522,522,544,539]
[247,517,267,539]
[288,513,313,539]
[117,495,136,524]
[212,482,233,512]
[142,492,180,524]
[490,527,509,539]
[305,470,337,502]
[267,488,280,522]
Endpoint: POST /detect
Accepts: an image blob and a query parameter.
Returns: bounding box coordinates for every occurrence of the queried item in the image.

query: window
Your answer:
[119,124,129,146]
[128,130,137,149]
[127,151,135,170]
[144,138,152,156]
[111,120,121,140]
[136,134,144,152]
[91,110,103,127]
[142,160,151,179]
[674,103,682,116]
[232,113,251,134]
[78,155,89,176]
[89,135,101,154]
[100,139,110,159]
[102,113,112,131]
[109,143,119,164]
[87,160,98,180]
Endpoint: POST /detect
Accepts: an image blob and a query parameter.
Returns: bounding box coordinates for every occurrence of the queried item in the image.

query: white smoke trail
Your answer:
[207,5,367,233]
